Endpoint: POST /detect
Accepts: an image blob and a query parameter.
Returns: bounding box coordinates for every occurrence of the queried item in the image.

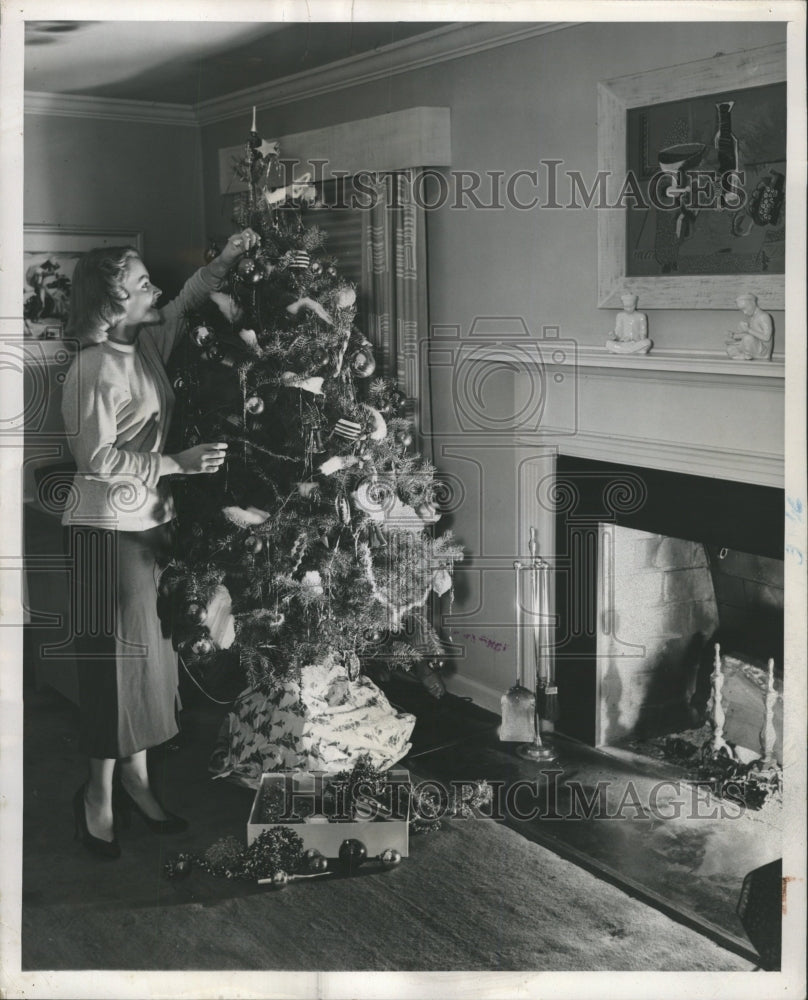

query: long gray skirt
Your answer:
[64,521,179,758]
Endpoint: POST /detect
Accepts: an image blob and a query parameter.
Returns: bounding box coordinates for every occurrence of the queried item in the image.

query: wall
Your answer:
[24,114,205,295]
[194,20,786,713]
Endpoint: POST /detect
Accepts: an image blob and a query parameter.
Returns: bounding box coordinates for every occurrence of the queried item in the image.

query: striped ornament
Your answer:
[332,418,362,441]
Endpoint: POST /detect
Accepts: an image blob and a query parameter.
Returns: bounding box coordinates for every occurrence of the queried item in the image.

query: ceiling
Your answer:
[24,20,451,105]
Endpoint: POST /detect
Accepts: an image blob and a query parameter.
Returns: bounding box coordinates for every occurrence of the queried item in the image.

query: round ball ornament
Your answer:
[350,348,376,379]
[171,856,194,879]
[185,601,208,624]
[237,257,256,278]
[204,243,220,264]
[310,260,323,276]
[327,264,338,278]
[379,848,402,870]
[338,838,367,874]
[191,325,214,348]
[205,343,224,362]
[244,535,264,554]
[336,286,356,309]
[190,635,213,656]
[396,429,413,449]
[311,346,330,368]
[268,871,289,890]
[173,375,187,392]
[246,394,265,415]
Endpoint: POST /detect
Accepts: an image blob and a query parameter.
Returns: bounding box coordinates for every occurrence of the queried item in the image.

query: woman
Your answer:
[61,229,260,858]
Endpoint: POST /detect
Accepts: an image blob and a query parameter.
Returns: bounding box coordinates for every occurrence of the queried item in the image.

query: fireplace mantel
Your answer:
[546,346,785,385]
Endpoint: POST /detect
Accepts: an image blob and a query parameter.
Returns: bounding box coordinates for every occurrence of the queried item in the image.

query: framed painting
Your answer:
[23,225,143,340]
[597,43,786,309]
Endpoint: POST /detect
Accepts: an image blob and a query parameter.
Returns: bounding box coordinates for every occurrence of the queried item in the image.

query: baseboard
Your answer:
[444,673,503,717]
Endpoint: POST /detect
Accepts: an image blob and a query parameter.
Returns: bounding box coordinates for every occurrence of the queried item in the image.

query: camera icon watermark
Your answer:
[416,317,579,440]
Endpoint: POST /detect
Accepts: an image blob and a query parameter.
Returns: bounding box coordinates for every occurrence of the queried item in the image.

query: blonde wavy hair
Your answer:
[65,246,142,349]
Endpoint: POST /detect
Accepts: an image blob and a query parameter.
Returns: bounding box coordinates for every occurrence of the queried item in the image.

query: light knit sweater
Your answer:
[61,262,227,531]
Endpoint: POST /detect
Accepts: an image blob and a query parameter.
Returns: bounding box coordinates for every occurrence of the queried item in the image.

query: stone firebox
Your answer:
[551,456,784,752]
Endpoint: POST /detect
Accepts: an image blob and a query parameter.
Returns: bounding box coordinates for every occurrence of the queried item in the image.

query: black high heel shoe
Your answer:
[114,784,188,835]
[72,784,121,859]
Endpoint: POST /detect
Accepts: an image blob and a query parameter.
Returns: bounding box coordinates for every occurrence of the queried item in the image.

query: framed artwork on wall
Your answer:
[597,43,786,310]
[23,225,144,340]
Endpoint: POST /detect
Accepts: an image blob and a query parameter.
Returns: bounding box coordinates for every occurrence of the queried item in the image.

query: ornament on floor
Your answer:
[338,838,368,873]
[377,848,402,869]
[257,869,332,890]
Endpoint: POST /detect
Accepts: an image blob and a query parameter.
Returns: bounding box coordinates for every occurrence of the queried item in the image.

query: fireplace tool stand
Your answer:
[515,529,559,764]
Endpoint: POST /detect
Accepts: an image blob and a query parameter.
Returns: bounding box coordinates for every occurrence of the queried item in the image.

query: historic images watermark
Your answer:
[271,771,749,824]
[280,158,749,213]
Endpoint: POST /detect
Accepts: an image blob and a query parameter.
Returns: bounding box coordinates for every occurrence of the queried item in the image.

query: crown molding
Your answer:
[196,21,576,125]
[24,22,574,127]
[24,91,197,126]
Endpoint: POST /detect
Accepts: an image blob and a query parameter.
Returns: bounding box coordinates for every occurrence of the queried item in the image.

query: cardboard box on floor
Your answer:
[247,769,410,857]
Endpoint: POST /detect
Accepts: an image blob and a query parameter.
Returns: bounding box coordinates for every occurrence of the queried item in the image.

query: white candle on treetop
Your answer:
[251,106,257,132]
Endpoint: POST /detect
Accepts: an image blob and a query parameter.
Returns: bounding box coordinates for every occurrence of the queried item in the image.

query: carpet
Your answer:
[20,689,753,971]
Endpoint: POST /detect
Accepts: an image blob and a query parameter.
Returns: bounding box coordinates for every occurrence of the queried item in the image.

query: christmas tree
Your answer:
[161,115,462,778]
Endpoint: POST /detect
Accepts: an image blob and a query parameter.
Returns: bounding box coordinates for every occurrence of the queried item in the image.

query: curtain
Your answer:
[361,170,429,450]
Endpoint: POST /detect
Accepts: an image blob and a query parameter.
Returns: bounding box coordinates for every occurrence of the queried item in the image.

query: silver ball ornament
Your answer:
[269,870,289,890]
[246,395,265,415]
[190,635,213,656]
[379,848,402,869]
[244,535,264,554]
[191,325,213,348]
[185,601,208,624]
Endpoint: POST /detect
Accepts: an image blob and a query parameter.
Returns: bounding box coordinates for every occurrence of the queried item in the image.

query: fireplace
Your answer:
[552,457,784,759]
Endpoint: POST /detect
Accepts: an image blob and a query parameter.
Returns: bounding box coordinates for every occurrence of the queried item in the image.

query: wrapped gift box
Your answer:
[247,769,410,857]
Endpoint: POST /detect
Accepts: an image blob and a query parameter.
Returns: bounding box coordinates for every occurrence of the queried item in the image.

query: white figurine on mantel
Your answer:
[605,292,652,354]
[725,293,774,361]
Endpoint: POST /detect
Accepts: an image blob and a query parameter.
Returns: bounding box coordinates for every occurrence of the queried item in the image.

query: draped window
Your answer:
[312,169,431,453]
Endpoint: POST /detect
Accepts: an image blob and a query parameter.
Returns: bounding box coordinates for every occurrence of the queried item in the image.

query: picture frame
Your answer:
[23,225,144,340]
[597,43,786,310]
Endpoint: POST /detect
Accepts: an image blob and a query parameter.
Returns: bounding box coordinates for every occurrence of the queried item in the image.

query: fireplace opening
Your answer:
[552,456,784,764]
[598,524,783,762]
